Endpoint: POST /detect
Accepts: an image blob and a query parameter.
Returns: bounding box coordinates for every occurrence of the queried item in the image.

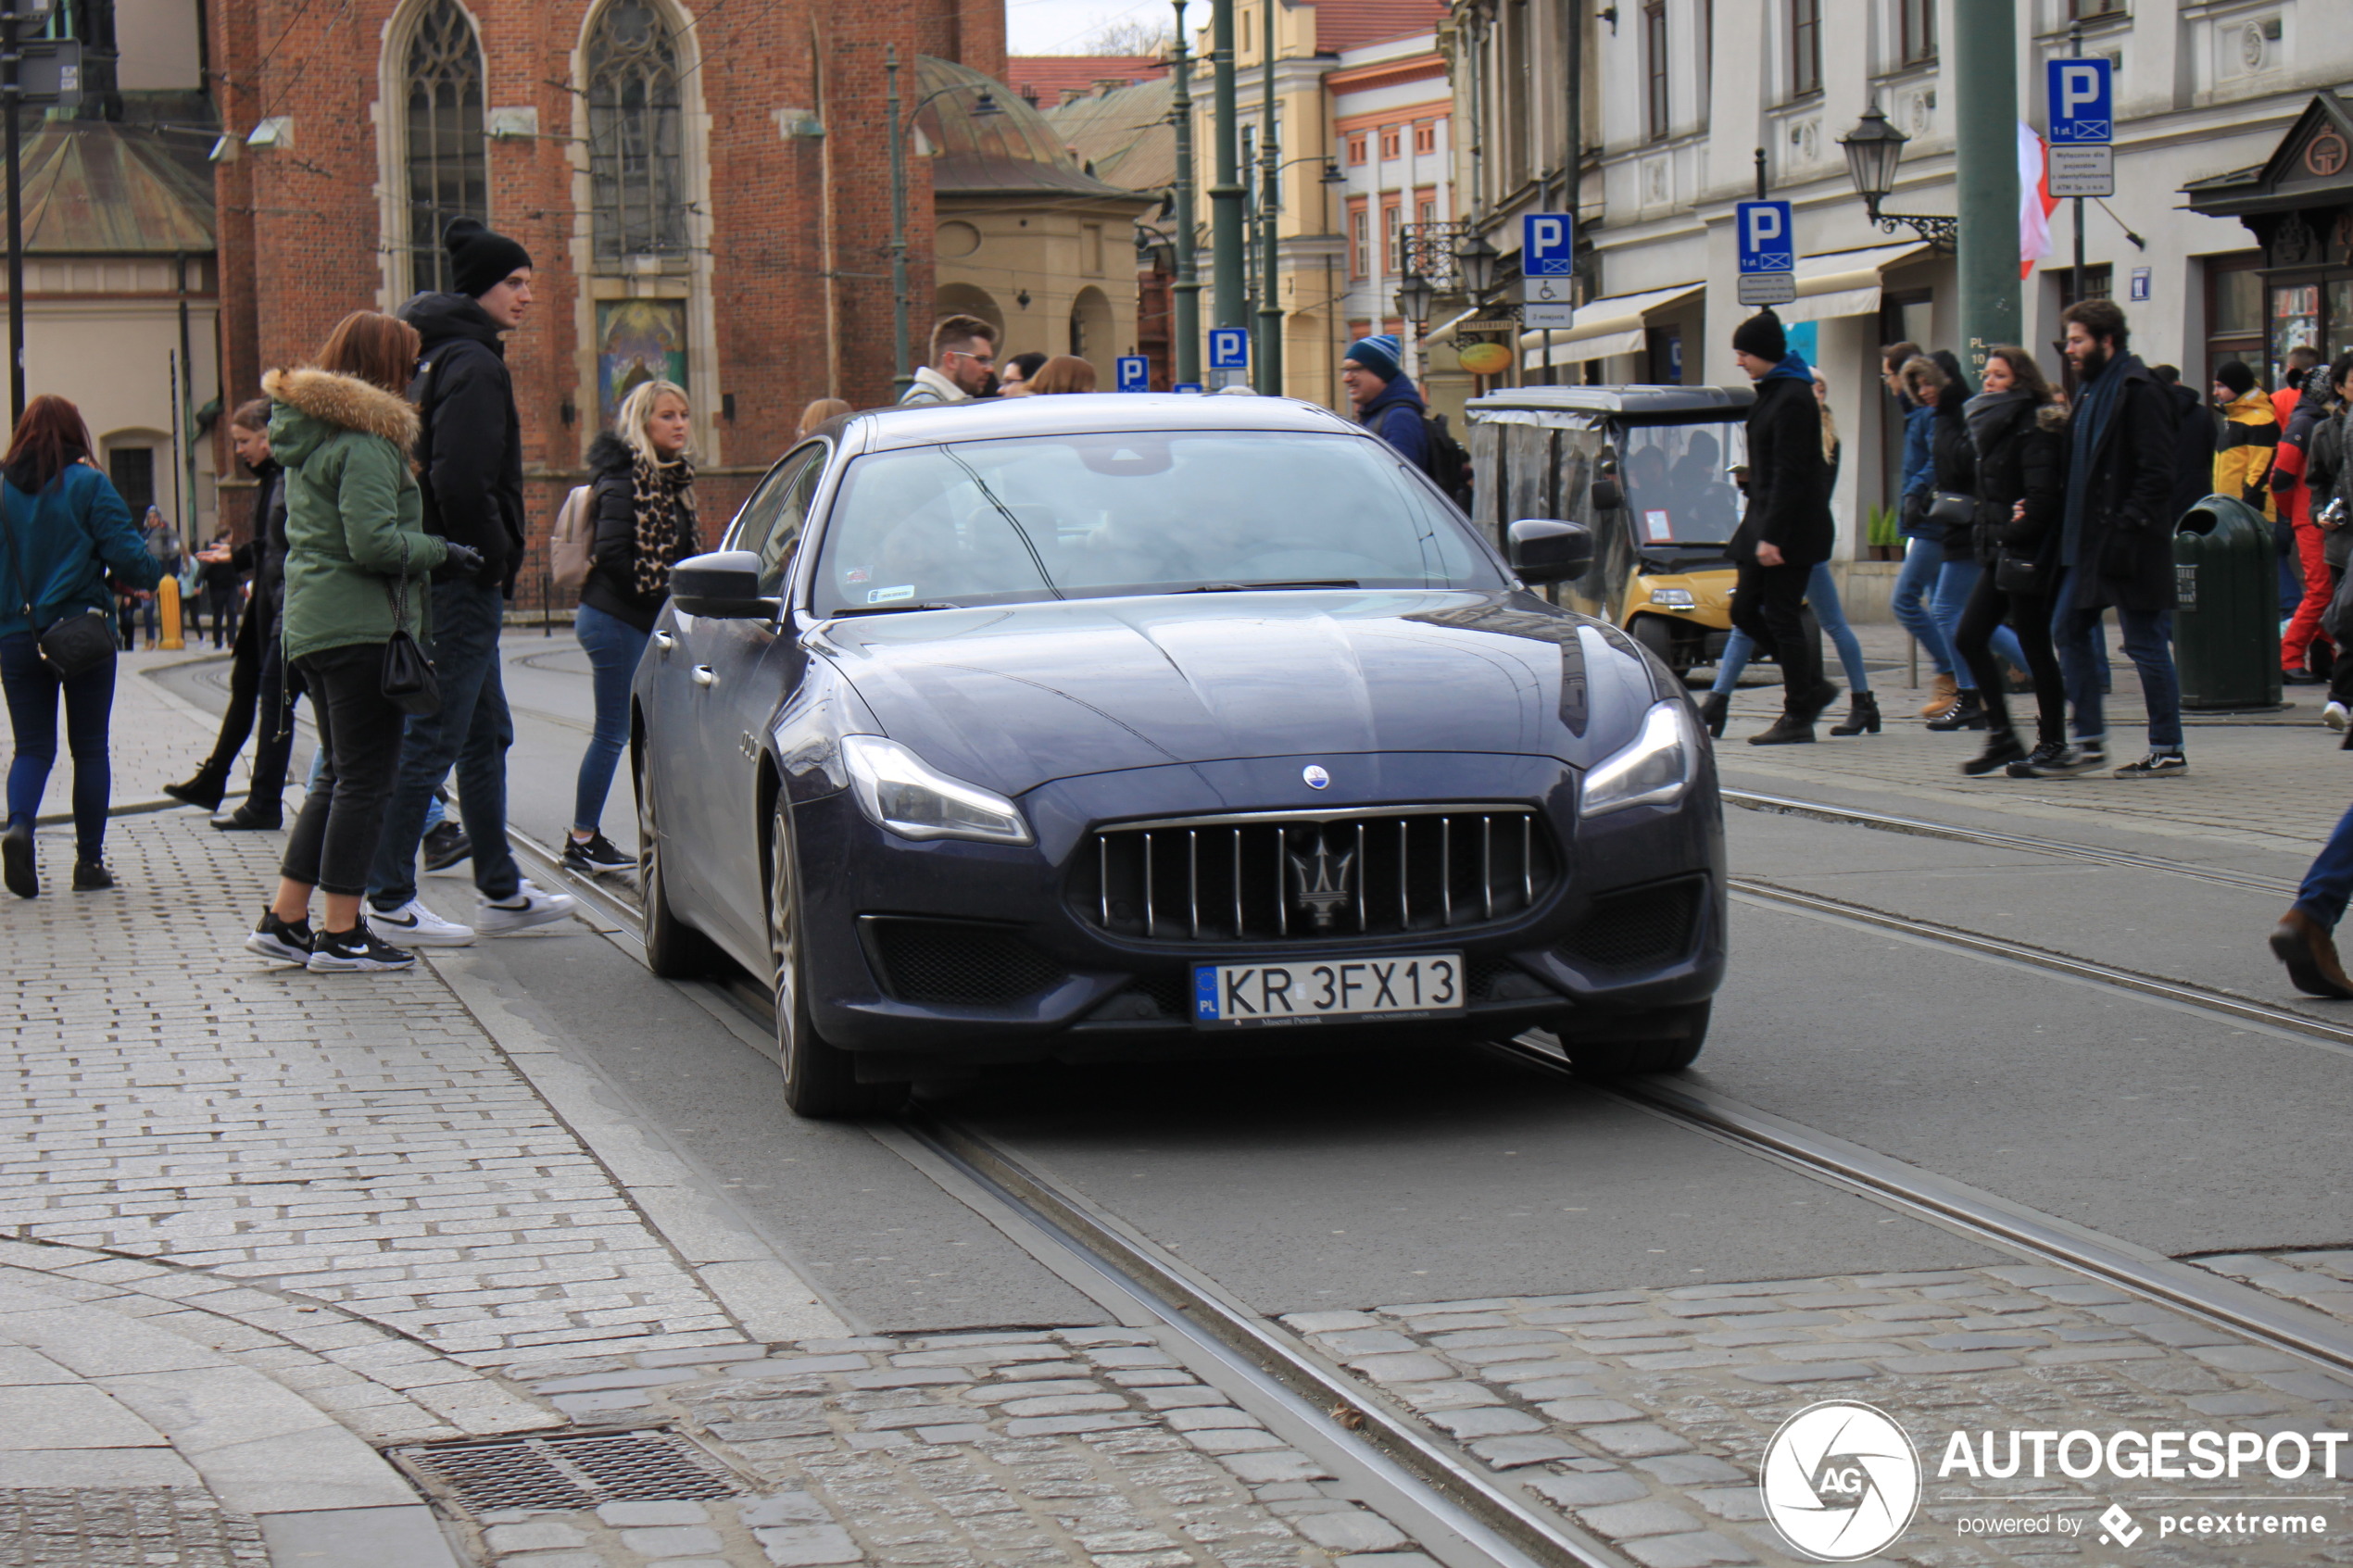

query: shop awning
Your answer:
[1519,282,1704,370]
[1771,241,1931,325]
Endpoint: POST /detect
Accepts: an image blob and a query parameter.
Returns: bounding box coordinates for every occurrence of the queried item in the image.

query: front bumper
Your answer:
[789,751,1725,1073]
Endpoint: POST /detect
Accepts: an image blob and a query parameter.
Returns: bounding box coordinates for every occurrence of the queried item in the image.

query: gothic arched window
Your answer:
[405,0,488,294]
[586,0,686,258]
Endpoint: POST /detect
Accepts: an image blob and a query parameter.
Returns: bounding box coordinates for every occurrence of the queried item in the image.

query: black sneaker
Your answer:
[562,832,635,876]
[1960,732,2027,776]
[211,804,283,832]
[2114,748,2186,780]
[2018,740,2108,778]
[421,821,472,872]
[70,860,114,891]
[307,922,418,972]
[244,908,315,966]
[2004,741,2068,779]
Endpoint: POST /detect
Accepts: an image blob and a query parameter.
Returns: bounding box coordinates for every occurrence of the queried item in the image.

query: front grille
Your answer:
[1075,806,1557,944]
[1555,878,1703,971]
[863,918,1065,1004]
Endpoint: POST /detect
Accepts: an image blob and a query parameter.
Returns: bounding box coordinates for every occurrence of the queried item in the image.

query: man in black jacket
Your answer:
[1727,308,1836,745]
[365,218,574,945]
[2034,298,2186,779]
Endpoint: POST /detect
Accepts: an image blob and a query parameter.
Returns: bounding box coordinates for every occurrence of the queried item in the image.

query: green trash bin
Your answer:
[2172,494,2282,711]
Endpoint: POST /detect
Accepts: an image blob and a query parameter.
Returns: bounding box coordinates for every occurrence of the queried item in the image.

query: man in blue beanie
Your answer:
[1340,334,1428,470]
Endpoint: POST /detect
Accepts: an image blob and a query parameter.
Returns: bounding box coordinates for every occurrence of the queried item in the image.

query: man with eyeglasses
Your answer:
[900,315,1000,406]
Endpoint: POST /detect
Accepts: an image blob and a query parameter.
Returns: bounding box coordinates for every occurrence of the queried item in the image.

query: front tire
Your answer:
[1629,613,1692,678]
[769,803,900,1118]
[1564,1000,1710,1078]
[636,739,717,979]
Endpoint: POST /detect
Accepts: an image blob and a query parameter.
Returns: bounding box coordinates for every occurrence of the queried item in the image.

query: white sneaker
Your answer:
[2326,701,2348,732]
[369,897,475,947]
[477,878,576,935]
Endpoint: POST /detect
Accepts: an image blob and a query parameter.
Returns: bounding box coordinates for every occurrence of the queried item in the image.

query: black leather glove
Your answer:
[440,542,485,579]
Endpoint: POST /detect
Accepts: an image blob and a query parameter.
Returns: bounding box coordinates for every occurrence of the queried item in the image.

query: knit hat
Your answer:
[444,217,534,298]
[2214,359,2255,397]
[1343,333,1403,383]
[1730,308,1786,362]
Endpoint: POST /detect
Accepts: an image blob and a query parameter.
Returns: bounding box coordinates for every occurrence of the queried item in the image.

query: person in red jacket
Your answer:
[2276,345,2331,682]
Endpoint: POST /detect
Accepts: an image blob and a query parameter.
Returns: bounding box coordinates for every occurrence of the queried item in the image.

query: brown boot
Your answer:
[1918,671,1958,720]
[2269,909,2353,999]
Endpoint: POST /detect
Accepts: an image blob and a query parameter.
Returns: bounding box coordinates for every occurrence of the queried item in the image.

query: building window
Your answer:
[404,0,487,295]
[1379,127,1401,160]
[2069,0,2123,16]
[1898,0,1935,66]
[1412,122,1436,156]
[586,0,687,259]
[1416,190,1437,230]
[1381,200,1401,275]
[1349,202,1369,280]
[1790,0,1820,97]
[1643,1,1668,142]
[108,446,156,520]
[1347,132,1367,164]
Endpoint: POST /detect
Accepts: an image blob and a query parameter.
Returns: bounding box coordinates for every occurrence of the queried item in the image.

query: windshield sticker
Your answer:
[844,566,871,584]
[867,584,916,605]
[1643,510,1674,542]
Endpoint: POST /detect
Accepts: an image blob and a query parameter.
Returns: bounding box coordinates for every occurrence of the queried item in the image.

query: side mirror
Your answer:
[1508,519,1593,585]
[668,550,778,620]
[1589,478,1624,510]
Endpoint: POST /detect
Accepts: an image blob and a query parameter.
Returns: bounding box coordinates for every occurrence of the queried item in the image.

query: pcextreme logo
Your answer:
[1759,1400,1922,1562]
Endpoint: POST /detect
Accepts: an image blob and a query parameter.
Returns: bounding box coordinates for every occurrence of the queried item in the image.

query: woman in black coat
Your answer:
[1951,346,2069,776]
[567,379,698,877]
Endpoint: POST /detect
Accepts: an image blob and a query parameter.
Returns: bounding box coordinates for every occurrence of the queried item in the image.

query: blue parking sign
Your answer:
[1736,201,1794,274]
[1523,213,1574,276]
[1115,355,1150,392]
[1208,328,1250,370]
[2047,56,2111,144]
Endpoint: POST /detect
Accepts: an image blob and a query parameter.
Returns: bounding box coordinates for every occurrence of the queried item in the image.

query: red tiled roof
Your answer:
[1304,0,1447,54]
[1006,55,1168,108]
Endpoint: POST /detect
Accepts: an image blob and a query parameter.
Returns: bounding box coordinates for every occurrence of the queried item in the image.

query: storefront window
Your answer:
[2333,279,2353,361]
[2205,254,2265,395]
[2271,283,2320,390]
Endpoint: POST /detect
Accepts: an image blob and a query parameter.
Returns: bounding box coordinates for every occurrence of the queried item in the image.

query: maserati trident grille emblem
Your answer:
[1302,764,1330,789]
[1287,834,1356,930]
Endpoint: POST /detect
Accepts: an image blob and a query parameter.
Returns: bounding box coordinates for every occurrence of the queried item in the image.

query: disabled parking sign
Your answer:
[2047,56,2112,143]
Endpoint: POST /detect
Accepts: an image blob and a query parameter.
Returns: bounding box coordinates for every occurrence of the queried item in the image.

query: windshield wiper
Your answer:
[826,601,962,618]
[1178,579,1362,594]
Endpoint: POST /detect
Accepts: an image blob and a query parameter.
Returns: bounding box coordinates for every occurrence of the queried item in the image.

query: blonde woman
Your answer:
[568,380,698,875]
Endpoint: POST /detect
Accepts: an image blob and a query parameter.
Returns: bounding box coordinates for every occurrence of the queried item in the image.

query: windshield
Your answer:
[812,431,1504,614]
[1617,420,1748,547]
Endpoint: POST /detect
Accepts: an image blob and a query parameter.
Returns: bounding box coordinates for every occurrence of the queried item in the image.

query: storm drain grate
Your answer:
[395,1428,742,1515]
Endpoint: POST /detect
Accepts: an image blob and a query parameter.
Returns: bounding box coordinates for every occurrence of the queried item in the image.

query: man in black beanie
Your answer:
[367,217,575,945]
[1727,307,1836,744]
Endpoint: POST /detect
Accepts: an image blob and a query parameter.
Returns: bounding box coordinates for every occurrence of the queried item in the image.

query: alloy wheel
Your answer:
[769,809,799,1070]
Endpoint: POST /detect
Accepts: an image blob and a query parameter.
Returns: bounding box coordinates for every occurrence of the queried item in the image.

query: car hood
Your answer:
[812,590,1663,797]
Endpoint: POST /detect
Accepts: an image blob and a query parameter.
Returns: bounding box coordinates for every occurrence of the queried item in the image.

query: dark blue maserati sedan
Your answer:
[631,394,1724,1115]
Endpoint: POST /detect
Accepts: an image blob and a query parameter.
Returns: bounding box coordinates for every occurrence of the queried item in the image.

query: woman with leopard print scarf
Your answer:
[571,380,699,875]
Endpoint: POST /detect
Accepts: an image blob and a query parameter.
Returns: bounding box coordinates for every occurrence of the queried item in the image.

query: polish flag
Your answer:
[2020,123,2058,279]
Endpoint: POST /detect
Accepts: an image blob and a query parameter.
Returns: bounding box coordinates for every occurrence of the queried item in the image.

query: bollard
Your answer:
[2172,494,2281,710]
[157,576,184,651]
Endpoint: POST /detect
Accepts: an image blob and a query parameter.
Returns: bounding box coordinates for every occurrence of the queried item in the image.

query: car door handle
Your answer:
[691,664,716,687]
[652,630,674,655]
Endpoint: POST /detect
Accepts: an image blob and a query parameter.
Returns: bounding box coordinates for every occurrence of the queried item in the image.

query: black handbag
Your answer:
[1926,490,1977,528]
[1994,549,2049,596]
[380,576,441,717]
[3,508,117,681]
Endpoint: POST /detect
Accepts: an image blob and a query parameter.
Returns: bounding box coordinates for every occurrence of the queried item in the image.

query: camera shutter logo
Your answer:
[1760,1400,1920,1562]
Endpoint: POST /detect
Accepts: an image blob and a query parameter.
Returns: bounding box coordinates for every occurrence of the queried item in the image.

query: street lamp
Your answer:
[1394,270,1434,330]
[888,47,1007,395]
[1452,229,1500,299]
[1837,101,1957,251]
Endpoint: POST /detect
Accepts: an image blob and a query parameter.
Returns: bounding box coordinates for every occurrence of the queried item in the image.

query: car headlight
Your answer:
[1648,587,1696,608]
[840,735,1033,845]
[1581,699,1700,817]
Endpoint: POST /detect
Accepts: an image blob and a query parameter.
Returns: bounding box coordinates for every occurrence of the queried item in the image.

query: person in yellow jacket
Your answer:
[2212,359,2279,519]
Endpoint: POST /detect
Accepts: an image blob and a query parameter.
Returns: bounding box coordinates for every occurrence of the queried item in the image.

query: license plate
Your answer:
[1192,954,1465,1027]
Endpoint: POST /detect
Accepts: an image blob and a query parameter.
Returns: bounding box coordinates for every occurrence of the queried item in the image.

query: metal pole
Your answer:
[1953,0,2020,379]
[887,46,912,397]
[1208,0,1245,339]
[1170,1,1201,387]
[2069,21,2085,317]
[1254,0,1280,393]
[168,349,182,542]
[176,252,196,539]
[4,0,22,426]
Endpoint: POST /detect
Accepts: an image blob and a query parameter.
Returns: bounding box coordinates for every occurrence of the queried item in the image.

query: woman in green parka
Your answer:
[243,311,483,972]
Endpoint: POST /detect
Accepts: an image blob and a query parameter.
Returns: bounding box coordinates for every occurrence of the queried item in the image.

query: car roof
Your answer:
[838,393,1365,454]
[1465,383,1755,419]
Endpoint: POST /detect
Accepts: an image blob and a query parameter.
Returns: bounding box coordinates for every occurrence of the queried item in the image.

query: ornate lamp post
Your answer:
[1837,102,1957,251]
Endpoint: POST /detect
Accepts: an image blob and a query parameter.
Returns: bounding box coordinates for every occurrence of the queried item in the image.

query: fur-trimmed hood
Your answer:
[586,431,635,479]
[261,367,420,467]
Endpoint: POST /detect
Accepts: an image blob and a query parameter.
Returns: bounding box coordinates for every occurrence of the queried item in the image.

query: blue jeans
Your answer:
[1933,558,2025,691]
[2050,571,2183,750]
[368,579,520,909]
[2295,800,2353,930]
[573,604,648,834]
[1893,535,1955,675]
[1711,561,1870,696]
[0,631,116,860]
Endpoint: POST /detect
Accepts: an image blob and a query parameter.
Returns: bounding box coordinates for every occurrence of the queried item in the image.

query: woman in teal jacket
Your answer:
[1,395,163,897]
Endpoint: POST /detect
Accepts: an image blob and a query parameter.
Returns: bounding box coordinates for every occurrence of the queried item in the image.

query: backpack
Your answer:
[1422,411,1472,509]
[549,483,595,601]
